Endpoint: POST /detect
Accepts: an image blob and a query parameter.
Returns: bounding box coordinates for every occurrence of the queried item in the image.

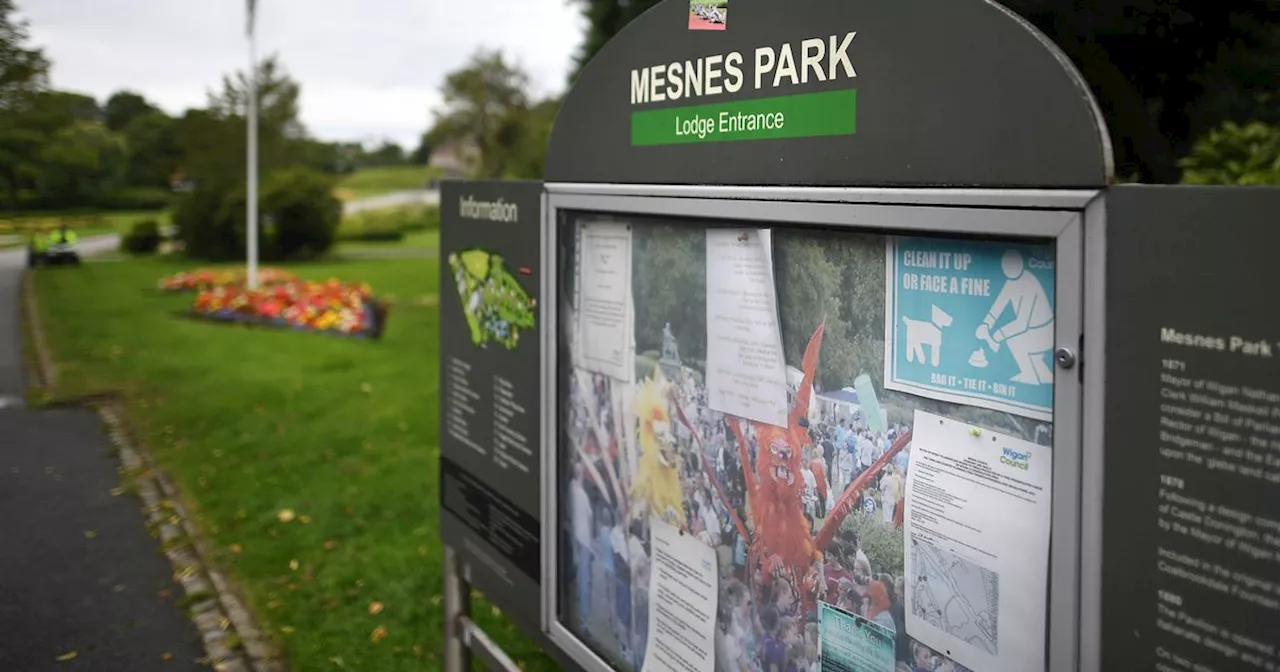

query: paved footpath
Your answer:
[0,238,207,670]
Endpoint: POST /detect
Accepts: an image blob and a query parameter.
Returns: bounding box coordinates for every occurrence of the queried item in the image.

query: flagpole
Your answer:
[246,1,260,290]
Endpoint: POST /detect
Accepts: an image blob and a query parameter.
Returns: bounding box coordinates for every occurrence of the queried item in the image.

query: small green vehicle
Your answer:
[27,227,81,268]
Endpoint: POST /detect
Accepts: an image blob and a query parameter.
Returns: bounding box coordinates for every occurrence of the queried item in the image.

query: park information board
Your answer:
[1099,186,1280,672]
[438,180,545,634]
[556,213,1057,672]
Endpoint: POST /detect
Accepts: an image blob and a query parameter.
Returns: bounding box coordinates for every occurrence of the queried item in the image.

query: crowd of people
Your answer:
[565,364,972,672]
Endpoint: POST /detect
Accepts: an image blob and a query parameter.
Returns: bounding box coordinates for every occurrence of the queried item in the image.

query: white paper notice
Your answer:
[577,222,634,382]
[641,517,718,672]
[704,228,788,427]
[903,410,1052,672]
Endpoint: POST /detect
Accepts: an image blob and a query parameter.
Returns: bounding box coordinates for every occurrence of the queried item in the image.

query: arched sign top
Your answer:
[546,0,1113,189]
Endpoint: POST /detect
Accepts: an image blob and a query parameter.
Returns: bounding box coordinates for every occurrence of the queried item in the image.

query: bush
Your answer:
[175,168,341,262]
[1180,121,1280,186]
[401,205,440,232]
[121,219,162,255]
[336,209,407,242]
[261,167,342,260]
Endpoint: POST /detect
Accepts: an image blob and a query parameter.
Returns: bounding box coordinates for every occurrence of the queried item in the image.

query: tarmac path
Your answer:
[0,236,206,670]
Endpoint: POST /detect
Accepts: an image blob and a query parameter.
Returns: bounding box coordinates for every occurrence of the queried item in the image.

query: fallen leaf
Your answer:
[277,509,296,523]
[84,530,97,539]
[360,383,373,394]
[229,544,242,554]
[281,626,295,634]
[430,594,442,606]
[368,601,384,615]
[413,645,423,658]
[55,651,78,661]
[158,589,172,598]
[162,652,173,661]
[289,559,299,571]
[491,605,501,617]
[267,600,283,610]
[370,626,388,643]
[109,487,124,496]
[323,540,338,550]
[298,515,311,525]
[328,656,345,667]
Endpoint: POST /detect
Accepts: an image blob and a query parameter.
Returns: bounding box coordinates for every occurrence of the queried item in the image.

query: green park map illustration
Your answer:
[448,249,537,349]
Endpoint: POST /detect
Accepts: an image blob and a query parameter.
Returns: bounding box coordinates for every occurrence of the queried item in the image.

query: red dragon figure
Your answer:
[673,320,912,615]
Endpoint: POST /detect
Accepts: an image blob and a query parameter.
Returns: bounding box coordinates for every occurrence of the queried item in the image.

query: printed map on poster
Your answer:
[448,249,537,349]
[909,535,999,656]
[885,237,1056,421]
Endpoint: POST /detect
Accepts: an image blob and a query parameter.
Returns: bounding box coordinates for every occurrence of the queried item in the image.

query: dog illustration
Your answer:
[902,305,954,367]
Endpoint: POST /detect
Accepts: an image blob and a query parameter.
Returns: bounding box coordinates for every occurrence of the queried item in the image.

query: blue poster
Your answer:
[885,237,1055,421]
[818,602,895,672]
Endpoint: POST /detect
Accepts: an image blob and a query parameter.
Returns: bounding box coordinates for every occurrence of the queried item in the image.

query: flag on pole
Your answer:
[246,0,257,37]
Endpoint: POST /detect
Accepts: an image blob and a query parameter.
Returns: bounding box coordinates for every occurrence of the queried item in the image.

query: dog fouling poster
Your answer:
[884,236,1056,421]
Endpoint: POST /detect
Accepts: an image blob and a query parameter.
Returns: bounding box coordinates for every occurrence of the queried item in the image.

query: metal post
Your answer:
[245,10,260,290]
[443,546,472,672]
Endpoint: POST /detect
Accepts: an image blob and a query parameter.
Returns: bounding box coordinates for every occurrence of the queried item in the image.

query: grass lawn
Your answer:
[33,257,557,671]
[335,230,439,256]
[337,166,436,201]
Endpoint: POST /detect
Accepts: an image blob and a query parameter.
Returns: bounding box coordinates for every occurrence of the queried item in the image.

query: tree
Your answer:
[409,133,431,165]
[0,0,50,209]
[175,54,308,188]
[508,96,560,179]
[104,90,159,131]
[37,119,127,200]
[1001,0,1280,183]
[568,0,662,83]
[123,110,181,188]
[365,140,405,166]
[426,50,532,179]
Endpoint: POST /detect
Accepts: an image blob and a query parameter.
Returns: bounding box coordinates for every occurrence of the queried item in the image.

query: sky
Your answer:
[19,0,585,150]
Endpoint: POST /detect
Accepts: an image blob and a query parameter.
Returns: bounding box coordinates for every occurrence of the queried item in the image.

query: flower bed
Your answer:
[190,279,389,339]
[159,267,297,292]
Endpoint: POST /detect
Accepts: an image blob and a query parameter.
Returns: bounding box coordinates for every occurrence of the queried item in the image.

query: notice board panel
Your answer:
[553,207,1064,672]
[1100,185,1280,672]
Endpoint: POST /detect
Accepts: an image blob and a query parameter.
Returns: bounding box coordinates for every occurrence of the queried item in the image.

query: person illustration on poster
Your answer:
[976,249,1055,385]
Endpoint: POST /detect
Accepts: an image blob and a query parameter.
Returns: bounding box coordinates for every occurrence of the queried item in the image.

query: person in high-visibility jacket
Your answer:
[49,225,77,246]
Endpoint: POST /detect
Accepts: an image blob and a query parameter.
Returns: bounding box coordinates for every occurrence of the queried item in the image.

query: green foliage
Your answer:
[1179,121,1280,186]
[333,205,438,244]
[122,111,181,188]
[841,513,904,577]
[37,119,128,199]
[337,210,407,242]
[404,205,440,232]
[173,185,242,261]
[260,167,341,260]
[176,167,340,261]
[568,0,663,83]
[103,90,158,131]
[426,50,557,179]
[120,218,162,255]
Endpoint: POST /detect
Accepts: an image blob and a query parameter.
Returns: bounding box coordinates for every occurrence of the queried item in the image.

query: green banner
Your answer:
[631,89,856,146]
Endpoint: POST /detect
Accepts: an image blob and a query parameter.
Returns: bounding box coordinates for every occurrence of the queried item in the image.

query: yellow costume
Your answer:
[632,369,685,526]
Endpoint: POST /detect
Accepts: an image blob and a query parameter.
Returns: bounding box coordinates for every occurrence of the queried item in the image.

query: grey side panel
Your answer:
[1099,184,1280,672]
